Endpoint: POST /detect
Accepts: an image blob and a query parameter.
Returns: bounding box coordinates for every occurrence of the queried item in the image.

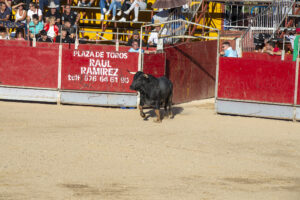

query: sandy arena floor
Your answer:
[0,99,299,200]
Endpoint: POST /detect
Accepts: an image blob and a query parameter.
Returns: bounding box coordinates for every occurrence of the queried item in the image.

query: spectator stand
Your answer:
[66,0,159,43]
[66,0,213,44]
[241,0,296,55]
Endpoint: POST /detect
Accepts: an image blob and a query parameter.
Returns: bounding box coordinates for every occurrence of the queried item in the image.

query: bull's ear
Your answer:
[143,74,149,78]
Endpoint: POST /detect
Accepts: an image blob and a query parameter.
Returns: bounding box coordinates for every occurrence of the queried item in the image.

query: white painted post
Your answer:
[57,44,62,105]
[214,30,220,109]
[116,28,119,52]
[293,56,299,121]
[236,38,242,58]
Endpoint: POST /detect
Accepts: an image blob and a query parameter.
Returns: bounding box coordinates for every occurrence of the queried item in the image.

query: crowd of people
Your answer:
[0,0,188,50]
[0,0,80,43]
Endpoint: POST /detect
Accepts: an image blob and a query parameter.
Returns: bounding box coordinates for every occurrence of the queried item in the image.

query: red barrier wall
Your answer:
[61,47,138,93]
[242,52,293,61]
[165,40,217,104]
[143,53,166,77]
[218,57,295,104]
[0,41,58,88]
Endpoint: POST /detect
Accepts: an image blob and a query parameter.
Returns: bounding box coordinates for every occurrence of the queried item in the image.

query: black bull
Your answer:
[129,71,173,122]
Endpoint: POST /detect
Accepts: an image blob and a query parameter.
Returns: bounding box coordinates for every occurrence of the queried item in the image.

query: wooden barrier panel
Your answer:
[242,52,293,61]
[0,42,58,89]
[218,57,295,104]
[143,53,166,77]
[165,40,217,104]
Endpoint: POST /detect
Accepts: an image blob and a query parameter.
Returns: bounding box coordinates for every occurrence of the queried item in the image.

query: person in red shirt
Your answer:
[44,16,59,42]
[262,41,282,56]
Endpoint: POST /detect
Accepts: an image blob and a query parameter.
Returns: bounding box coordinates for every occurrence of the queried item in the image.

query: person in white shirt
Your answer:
[148,25,161,47]
[12,2,26,24]
[27,3,42,23]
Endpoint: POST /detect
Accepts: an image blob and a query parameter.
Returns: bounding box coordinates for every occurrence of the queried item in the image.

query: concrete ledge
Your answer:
[0,87,58,103]
[216,99,294,120]
[60,91,137,107]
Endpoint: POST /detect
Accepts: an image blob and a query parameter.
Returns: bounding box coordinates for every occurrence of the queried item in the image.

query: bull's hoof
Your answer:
[165,114,170,119]
[153,119,162,123]
[140,112,146,118]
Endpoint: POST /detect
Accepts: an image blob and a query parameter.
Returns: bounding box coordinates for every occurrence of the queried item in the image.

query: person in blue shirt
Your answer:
[29,14,44,38]
[128,40,144,53]
[221,41,238,57]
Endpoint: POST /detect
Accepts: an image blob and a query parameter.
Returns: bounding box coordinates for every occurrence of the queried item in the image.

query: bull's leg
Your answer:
[168,95,174,119]
[164,98,169,118]
[154,109,161,123]
[154,101,162,123]
[139,105,146,118]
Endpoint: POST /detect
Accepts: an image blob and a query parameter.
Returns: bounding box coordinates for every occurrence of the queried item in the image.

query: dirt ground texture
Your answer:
[0,99,300,200]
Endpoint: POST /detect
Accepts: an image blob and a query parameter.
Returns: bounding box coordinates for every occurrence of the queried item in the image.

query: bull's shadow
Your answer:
[143,106,184,121]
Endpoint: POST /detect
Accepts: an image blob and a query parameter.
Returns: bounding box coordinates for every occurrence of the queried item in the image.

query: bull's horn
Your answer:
[127,69,137,75]
[143,74,149,78]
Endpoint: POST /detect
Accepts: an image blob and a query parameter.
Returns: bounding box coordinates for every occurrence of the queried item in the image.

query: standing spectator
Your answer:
[44,1,60,24]
[126,29,145,46]
[105,0,122,21]
[12,2,26,25]
[124,0,146,22]
[37,29,53,42]
[0,2,10,27]
[147,24,161,47]
[62,4,80,27]
[29,14,43,38]
[220,41,238,57]
[39,0,60,13]
[44,16,59,41]
[15,28,25,40]
[56,28,74,43]
[27,2,42,23]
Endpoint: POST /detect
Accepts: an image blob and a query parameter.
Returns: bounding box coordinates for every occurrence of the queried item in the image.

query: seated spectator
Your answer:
[124,0,146,22]
[0,2,10,27]
[254,44,264,53]
[99,0,108,20]
[118,0,131,22]
[62,4,80,27]
[39,0,60,12]
[15,28,25,40]
[44,16,59,41]
[262,41,282,56]
[45,1,60,24]
[63,19,76,39]
[128,40,144,53]
[56,28,74,43]
[12,2,26,25]
[220,41,238,57]
[3,0,11,15]
[0,26,9,39]
[152,9,170,23]
[29,14,43,38]
[27,2,42,23]
[126,30,146,47]
[148,24,161,47]
[105,0,122,21]
[78,0,95,7]
[37,29,53,42]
